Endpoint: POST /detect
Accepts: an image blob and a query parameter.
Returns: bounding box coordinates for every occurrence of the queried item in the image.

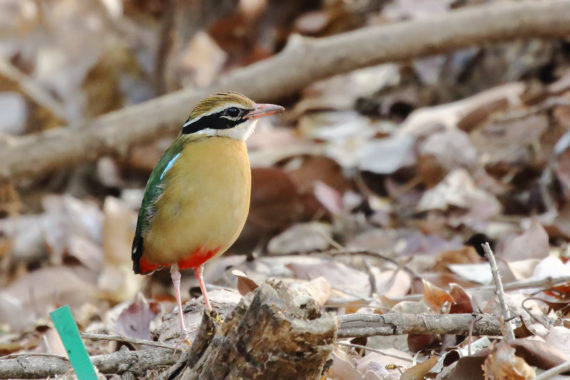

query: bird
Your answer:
[131,92,284,339]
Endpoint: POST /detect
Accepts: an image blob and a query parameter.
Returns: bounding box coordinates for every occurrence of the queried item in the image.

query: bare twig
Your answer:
[0,347,178,379]
[0,59,68,122]
[392,275,570,302]
[3,0,570,181]
[482,242,515,342]
[0,353,69,361]
[534,360,570,380]
[0,311,508,378]
[492,97,570,123]
[337,312,505,338]
[319,249,422,280]
[336,341,413,362]
[81,332,175,350]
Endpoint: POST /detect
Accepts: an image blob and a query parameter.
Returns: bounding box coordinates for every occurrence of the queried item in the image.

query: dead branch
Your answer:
[2,0,570,181]
[81,332,176,350]
[337,313,505,338]
[483,242,516,342]
[335,341,413,362]
[177,280,337,380]
[0,310,508,378]
[0,59,68,122]
[0,346,177,379]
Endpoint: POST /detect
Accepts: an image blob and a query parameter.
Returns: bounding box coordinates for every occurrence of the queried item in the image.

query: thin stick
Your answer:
[337,312,504,338]
[318,249,421,280]
[390,275,570,302]
[0,59,68,122]
[336,341,413,362]
[0,353,69,361]
[482,242,515,342]
[81,333,175,350]
[534,360,570,380]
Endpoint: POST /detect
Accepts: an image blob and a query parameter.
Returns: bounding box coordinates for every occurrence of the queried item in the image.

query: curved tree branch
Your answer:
[2,0,570,181]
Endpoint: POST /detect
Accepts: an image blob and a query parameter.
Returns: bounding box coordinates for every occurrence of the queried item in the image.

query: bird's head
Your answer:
[181,92,284,141]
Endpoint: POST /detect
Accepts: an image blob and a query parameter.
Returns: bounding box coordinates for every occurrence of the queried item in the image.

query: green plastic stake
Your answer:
[50,305,97,380]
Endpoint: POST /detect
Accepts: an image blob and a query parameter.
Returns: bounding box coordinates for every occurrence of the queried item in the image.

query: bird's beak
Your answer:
[246,103,285,120]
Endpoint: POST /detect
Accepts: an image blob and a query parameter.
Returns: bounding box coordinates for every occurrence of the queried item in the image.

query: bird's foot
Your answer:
[180,330,192,347]
[178,325,199,348]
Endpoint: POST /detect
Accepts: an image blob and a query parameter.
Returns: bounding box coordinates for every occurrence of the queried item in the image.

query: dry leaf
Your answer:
[420,129,478,172]
[448,263,492,285]
[511,337,569,370]
[423,279,454,313]
[483,342,535,380]
[418,169,501,218]
[357,135,416,175]
[232,269,259,296]
[287,260,371,297]
[290,277,331,307]
[0,267,96,330]
[328,349,360,380]
[401,356,438,380]
[113,293,161,341]
[449,283,474,314]
[437,356,486,380]
[268,222,331,255]
[501,217,549,261]
[98,196,142,302]
[374,269,412,299]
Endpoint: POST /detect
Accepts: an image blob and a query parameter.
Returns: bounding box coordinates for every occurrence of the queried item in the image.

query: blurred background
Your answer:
[1,0,570,373]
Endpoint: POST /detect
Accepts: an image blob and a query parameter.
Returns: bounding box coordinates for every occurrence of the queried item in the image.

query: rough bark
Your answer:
[178,280,337,380]
[337,313,504,338]
[0,348,177,379]
[2,0,570,181]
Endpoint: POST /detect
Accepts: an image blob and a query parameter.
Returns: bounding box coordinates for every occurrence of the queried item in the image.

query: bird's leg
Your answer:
[194,265,212,311]
[170,263,190,341]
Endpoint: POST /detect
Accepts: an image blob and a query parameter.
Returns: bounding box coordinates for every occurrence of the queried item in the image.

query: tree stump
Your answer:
[171,280,337,380]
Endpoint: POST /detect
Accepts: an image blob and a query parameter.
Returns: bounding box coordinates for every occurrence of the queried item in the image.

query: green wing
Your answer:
[132,138,185,273]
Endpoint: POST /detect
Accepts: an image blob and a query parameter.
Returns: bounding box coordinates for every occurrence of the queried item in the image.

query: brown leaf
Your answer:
[418,169,501,218]
[423,279,454,313]
[232,269,259,296]
[419,129,478,173]
[543,326,570,358]
[240,168,311,247]
[408,334,440,353]
[357,135,416,175]
[267,222,331,255]
[0,267,96,330]
[375,269,412,299]
[433,246,482,272]
[449,283,474,314]
[288,155,348,194]
[501,217,549,261]
[401,356,438,380]
[511,337,569,370]
[483,342,535,380]
[288,260,371,297]
[471,114,549,169]
[437,356,486,380]
[113,293,161,341]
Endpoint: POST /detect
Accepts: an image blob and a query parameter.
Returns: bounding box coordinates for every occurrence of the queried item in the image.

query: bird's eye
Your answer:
[225,107,240,118]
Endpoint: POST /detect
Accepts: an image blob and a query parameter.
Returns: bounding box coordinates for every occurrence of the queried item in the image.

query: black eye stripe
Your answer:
[182,108,249,134]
